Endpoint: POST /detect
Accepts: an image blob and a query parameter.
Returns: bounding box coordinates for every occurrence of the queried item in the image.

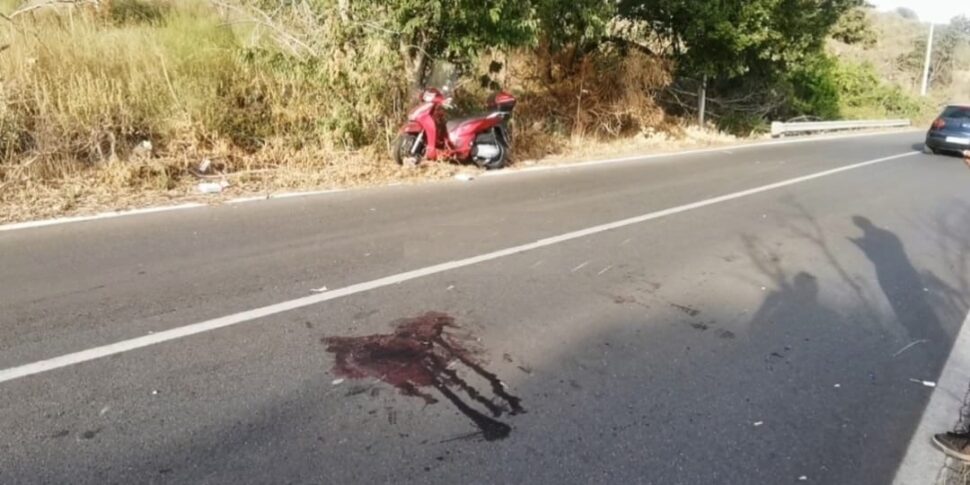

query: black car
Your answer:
[925,104,970,155]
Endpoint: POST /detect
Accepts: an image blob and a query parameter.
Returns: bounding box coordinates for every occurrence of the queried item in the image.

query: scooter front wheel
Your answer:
[393,133,425,166]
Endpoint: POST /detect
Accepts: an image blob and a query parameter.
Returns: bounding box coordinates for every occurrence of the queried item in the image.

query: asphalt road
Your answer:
[2,132,969,484]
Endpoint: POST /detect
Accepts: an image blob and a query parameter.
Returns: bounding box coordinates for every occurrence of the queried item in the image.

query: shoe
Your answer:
[933,432,970,462]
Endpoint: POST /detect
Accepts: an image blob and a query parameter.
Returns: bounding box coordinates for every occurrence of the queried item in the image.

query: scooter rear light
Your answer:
[932,118,946,129]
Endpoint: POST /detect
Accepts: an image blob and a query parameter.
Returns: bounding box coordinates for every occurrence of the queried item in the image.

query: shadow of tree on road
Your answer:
[779,200,880,320]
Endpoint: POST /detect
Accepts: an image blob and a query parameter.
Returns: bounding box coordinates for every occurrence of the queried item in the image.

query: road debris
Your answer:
[753,421,764,427]
[99,406,111,416]
[454,173,475,182]
[331,378,345,386]
[892,339,929,358]
[311,286,329,293]
[596,265,614,276]
[833,384,841,388]
[151,390,159,395]
[132,140,153,159]
[908,378,936,388]
[197,181,228,194]
[798,476,808,481]
[570,261,590,273]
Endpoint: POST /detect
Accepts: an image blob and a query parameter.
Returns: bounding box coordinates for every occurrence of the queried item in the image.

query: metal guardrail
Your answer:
[770,119,911,137]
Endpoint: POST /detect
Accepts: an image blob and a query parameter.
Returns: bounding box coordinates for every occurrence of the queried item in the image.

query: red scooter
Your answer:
[393,87,516,170]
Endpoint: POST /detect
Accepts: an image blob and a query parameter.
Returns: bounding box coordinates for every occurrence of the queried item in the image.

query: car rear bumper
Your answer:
[926,132,970,152]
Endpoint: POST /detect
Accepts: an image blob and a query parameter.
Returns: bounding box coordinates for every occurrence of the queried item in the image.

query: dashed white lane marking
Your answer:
[0,151,918,385]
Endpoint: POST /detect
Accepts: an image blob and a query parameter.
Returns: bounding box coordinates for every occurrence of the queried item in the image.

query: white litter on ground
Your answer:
[892,339,928,358]
[908,378,937,388]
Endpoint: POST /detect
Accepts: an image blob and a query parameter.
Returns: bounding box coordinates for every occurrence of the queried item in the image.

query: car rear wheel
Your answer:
[922,144,938,155]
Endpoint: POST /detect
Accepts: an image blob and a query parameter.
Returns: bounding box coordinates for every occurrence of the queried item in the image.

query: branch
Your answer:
[209,0,316,57]
[602,35,655,57]
[2,0,99,22]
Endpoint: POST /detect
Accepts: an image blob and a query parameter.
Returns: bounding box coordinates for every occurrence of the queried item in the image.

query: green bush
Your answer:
[832,61,930,119]
[786,54,841,120]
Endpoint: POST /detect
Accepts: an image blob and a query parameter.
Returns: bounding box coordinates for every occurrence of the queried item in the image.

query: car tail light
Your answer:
[932,118,946,129]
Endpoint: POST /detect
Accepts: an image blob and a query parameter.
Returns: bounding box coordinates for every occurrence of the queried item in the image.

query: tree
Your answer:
[534,0,614,53]
[831,6,877,47]
[899,16,970,90]
[334,0,537,88]
[618,0,863,80]
[616,0,863,124]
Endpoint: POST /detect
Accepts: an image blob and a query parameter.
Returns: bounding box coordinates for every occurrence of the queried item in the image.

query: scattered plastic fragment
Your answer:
[197,180,228,194]
[909,378,936,388]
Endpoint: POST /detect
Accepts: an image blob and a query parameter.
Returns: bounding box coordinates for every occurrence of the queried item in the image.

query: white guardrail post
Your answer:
[770,119,911,138]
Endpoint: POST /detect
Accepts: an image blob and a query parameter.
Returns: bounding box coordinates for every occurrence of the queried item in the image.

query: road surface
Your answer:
[2,132,969,484]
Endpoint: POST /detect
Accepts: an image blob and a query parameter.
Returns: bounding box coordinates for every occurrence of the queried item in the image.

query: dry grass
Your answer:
[0,111,761,224]
[0,2,922,224]
[0,124,748,224]
[0,2,709,224]
[0,146,466,223]
[938,459,970,485]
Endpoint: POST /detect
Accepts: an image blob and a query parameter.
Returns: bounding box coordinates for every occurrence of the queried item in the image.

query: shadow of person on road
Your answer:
[749,271,841,334]
[850,216,949,351]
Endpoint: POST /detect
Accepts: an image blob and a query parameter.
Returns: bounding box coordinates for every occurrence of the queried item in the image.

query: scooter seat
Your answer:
[446,115,490,133]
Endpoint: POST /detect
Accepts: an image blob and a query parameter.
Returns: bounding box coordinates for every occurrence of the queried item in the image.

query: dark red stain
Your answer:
[323,312,523,441]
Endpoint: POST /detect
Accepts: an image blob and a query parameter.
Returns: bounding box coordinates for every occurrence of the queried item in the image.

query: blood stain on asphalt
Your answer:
[322,312,523,441]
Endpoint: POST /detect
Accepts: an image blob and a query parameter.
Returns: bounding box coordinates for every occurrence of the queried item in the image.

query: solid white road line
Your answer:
[893,310,970,485]
[0,203,205,232]
[483,128,921,177]
[0,129,919,233]
[0,151,918,385]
